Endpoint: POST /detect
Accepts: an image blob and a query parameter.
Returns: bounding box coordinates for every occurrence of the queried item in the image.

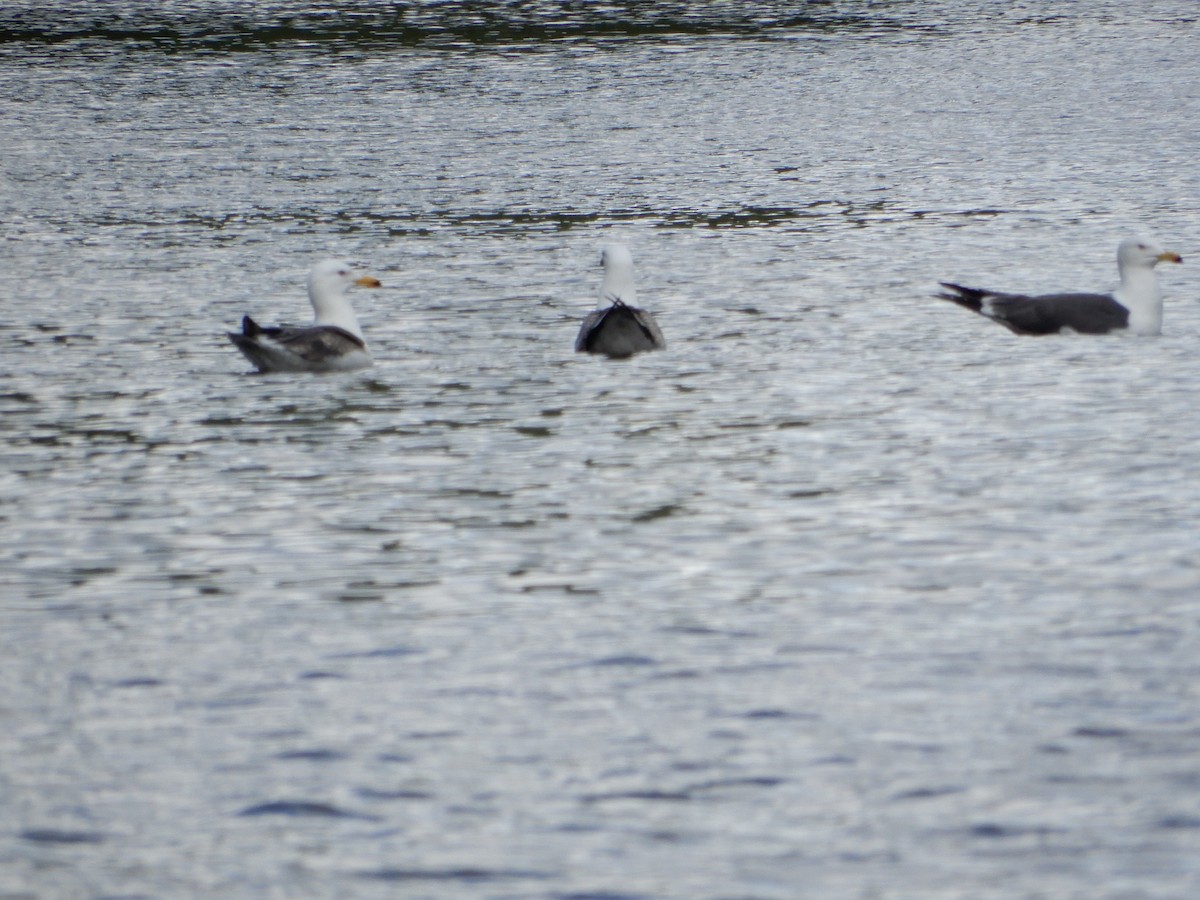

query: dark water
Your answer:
[4,2,1200,897]
[0,1,918,49]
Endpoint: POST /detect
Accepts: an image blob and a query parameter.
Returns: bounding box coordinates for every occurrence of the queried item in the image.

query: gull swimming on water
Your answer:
[228,259,382,372]
[575,243,666,358]
[937,236,1182,336]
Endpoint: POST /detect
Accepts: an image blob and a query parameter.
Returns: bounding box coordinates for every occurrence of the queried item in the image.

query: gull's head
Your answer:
[306,259,381,334]
[1118,236,1182,273]
[599,242,636,304]
[600,243,634,274]
[308,259,382,301]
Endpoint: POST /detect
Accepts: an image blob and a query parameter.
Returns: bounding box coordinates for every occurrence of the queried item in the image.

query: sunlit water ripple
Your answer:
[3,2,1200,897]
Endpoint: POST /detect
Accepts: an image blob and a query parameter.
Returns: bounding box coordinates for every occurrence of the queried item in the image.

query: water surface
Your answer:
[3,2,1200,897]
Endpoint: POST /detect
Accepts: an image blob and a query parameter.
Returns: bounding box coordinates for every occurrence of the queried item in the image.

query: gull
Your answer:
[937,236,1182,335]
[575,243,666,358]
[228,259,381,372]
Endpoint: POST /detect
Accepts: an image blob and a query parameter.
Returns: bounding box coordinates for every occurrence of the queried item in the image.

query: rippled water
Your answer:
[4,2,1200,897]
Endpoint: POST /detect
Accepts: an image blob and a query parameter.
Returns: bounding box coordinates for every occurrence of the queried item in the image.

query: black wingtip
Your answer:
[935,282,985,312]
[241,315,261,338]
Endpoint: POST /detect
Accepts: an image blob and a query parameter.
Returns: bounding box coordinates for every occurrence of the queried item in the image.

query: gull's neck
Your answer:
[601,270,637,307]
[1115,265,1163,336]
[310,289,365,341]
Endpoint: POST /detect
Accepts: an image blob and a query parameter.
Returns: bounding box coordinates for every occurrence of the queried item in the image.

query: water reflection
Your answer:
[0,1,911,50]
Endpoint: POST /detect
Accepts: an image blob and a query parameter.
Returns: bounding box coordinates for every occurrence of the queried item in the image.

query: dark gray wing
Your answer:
[228,315,367,372]
[628,307,666,349]
[937,283,1129,335]
[257,323,366,362]
[575,301,666,357]
[574,309,606,352]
